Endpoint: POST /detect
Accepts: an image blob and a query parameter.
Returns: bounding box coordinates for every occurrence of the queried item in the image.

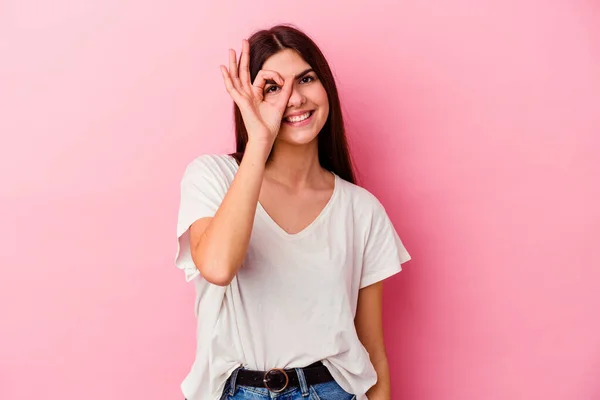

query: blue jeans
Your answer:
[219,366,356,400]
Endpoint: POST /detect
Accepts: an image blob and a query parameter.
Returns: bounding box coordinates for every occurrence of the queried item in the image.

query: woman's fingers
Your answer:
[251,70,285,98]
[239,40,251,91]
[220,65,245,106]
[228,49,242,91]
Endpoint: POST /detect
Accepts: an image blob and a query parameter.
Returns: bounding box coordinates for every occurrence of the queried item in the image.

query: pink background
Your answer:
[1,1,599,399]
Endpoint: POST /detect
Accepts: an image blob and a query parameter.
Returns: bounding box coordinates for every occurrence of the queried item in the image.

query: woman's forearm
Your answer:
[366,356,391,400]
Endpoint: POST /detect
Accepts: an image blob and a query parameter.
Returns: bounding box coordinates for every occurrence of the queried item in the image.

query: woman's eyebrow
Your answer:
[264,68,314,85]
[295,68,314,78]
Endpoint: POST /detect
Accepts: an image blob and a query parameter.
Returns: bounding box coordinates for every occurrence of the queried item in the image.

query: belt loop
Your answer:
[295,367,310,397]
[228,366,241,396]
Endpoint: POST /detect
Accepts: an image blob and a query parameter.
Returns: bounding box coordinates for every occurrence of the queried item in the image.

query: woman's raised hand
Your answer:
[220,40,294,147]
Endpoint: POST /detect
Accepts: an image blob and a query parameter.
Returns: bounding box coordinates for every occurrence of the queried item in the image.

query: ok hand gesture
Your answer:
[220,40,294,147]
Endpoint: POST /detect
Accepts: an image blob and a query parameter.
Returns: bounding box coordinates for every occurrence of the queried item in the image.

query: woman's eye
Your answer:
[301,76,315,83]
[265,86,280,94]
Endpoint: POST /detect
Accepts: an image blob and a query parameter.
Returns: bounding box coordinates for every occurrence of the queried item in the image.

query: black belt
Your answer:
[235,361,334,393]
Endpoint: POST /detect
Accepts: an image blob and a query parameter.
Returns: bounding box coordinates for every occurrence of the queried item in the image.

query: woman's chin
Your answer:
[276,129,320,146]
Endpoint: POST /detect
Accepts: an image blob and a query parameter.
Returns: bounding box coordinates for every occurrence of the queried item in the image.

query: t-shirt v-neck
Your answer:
[256,173,339,239]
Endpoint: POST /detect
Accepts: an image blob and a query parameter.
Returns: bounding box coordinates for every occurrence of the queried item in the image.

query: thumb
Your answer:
[276,74,295,110]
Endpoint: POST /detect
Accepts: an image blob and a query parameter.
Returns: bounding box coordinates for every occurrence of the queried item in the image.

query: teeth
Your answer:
[285,111,311,123]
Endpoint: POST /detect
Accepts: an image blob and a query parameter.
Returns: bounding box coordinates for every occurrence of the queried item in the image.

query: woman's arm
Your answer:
[189,40,293,286]
[189,142,269,286]
[355,281,391,400]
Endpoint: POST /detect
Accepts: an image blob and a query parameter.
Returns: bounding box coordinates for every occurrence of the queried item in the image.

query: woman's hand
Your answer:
[220,39,294,147]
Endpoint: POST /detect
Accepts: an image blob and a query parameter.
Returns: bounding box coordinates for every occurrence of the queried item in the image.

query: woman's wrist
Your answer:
[245,138,273,164]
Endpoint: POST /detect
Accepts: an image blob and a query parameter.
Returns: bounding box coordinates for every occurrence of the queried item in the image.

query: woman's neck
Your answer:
[264,139,329,189]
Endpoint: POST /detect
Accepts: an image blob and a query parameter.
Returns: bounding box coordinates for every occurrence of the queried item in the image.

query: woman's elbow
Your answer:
[194,257,236,286]
[202,269,234,286]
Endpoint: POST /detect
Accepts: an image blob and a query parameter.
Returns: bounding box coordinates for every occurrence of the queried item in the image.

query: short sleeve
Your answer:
[360,198,411,289]
[174,155,232,282]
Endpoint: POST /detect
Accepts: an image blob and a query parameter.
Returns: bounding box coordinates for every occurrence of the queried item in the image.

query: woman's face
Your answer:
[261,49,329,146]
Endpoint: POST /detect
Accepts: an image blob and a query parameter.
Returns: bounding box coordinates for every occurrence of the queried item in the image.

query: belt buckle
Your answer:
[263,368,289,393]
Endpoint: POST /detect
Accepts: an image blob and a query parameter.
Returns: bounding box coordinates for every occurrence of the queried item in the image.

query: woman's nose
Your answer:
[287,87,306,108]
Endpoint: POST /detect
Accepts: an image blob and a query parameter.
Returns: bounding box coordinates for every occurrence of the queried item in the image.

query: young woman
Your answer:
[175,25,411,400]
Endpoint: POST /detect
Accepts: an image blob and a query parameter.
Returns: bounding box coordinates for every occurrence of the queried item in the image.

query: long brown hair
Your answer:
[230,24,356,184]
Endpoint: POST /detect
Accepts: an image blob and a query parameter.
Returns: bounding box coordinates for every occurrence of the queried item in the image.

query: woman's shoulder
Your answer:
[336,176,388,215]
[183,153,239,179]
[186,153,237,169]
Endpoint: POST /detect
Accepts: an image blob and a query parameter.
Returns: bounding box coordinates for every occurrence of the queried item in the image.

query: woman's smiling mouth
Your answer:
[283,110,314,126]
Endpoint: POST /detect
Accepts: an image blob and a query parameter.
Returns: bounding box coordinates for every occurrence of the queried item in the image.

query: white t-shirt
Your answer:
[175,154,411,400]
